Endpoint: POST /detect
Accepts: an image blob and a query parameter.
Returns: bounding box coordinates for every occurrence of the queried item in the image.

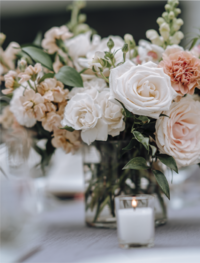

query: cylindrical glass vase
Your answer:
[82,141,167,228]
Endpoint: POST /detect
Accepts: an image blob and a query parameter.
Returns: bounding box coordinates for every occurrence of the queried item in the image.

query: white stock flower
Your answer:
[78,35,125,69]
[109,60,178,119]
[155,96,200,167]
[98,88,125,136]
[10,86,36,128]
[135,40,164,64]
[66,32,100,71]
[61,93,108,145]
[146,30,163,46]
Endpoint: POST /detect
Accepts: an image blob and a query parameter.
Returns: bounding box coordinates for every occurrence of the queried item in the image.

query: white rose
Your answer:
[98,88,125,136]
[61,93,108,145]
[10,86,36,128]
[68,78,107,99]
[109,60,177,119]
[155,96,200,167]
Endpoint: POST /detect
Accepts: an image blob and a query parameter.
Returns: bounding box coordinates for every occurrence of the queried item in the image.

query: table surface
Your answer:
[23,195,200,263]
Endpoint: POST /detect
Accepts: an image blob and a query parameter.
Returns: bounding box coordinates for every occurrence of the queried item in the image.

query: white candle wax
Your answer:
[118,207,154,244]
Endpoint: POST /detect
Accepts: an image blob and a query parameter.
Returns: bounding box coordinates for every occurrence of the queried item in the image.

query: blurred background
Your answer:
[1,0,200,50]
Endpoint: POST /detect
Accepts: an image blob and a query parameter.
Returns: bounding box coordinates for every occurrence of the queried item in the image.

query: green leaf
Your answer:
[189,37,199,50]
[159,113,170,118]
[153,170,170,199]
[38,73,55,83]
[198,163,200,168]
[132,131,149,151]
[123,157,149,170]
[150,145,157,156]
[115,99,133,118]
[122,139,135,151]
[55,66,83,87]
[137,116,150,123]
[157,154,178,174]
[33,31,42,46]
[61,125,75,132]
[22,46,53,71]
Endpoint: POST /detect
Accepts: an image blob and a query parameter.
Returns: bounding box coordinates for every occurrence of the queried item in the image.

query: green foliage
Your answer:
[150,145,157,156]
[159,113,170,118]
[153,170,170,199]
[22,46,53,71]
[157,154,178,173]
[38,73,55,83]
[32,31,42,47]
[61,125,75,132]
[123,157,149,170]
[55,66,83,87]
[132,131,149,151]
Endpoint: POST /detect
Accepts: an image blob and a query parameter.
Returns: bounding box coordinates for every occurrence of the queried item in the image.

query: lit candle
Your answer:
[117,197,154,247]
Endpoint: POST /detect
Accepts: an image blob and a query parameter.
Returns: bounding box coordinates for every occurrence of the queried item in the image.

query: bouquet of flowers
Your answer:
[1,0,200,224]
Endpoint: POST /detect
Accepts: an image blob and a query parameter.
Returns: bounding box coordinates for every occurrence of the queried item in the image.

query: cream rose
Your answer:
[61,93,108,145]
[155,96,200,167]
[109,60,177,119]
[98,89,125,136]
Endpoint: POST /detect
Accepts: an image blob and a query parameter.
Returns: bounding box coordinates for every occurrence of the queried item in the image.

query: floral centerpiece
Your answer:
[1,0,200,227]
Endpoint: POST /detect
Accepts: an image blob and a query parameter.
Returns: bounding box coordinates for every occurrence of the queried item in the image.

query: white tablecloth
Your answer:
[21,194,200,263]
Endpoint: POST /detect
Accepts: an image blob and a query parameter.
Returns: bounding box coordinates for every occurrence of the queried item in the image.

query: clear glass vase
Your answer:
[82,141,167,228]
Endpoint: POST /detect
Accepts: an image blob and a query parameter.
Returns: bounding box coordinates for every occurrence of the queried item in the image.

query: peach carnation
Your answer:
[52,128,81,154]
[159,46,200,96]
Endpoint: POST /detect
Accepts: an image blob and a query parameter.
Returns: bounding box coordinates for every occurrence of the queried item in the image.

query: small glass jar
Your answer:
[115,195,155,248]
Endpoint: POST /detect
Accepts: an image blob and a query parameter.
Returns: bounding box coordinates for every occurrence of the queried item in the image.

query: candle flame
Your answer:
[132,198,138,208]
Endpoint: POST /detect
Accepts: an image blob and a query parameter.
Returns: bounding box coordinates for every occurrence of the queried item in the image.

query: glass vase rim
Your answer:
[116,194,155,201]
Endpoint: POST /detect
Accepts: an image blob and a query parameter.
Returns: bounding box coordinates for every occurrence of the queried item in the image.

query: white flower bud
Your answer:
[157,17,165,26]
[169,11,175,20]
[76,1,86,9]
[162,12,169,20]
[172,18,183,31]
[159,23,170,41]
[18,59,27,72]
[146,30,163,46]
[124,34,136,49]
[174,8,181,15]
[176,18,184,26]
[170,31,184,45]
[165,4,171,11]
[78,14,87,23]
[0,33,6,45]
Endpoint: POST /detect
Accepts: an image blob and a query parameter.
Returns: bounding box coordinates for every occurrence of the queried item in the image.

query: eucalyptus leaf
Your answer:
[55,66,83,87]
[150,145,157,156]
[115,99,133,118]
[153,170,170,199]
[38,73,55,83]
[122,139,135,151]
[137,116,150,123]
[157,154,178,174]
[61,125,75,132]
[33,31,42,46]
[159,113,170,118]
[132,131,149,151]
[123,157,149,170]
[189,37,199,50]
[22,46,53,71]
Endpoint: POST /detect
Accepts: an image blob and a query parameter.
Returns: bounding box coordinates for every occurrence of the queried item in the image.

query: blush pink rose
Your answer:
[155,96,200,167]
[159,45,200,96]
